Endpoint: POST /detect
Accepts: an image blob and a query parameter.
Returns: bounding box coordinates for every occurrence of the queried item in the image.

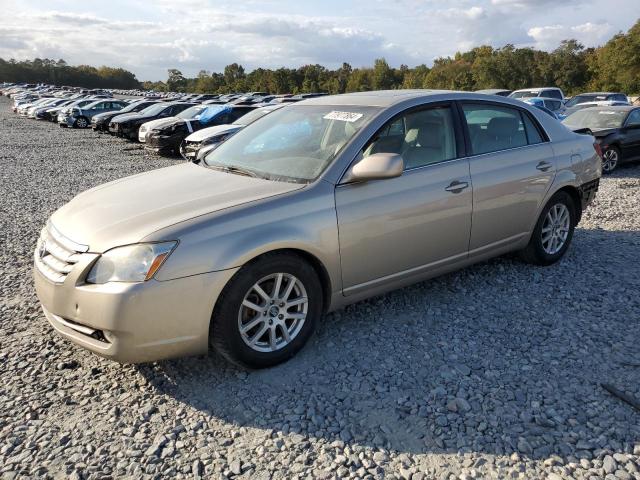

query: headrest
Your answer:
[487,117,519,137]
[416,122,444,148]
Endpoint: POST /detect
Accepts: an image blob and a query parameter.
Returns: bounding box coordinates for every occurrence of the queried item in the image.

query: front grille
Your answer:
[50,312,109,343]
[34,222,89,283]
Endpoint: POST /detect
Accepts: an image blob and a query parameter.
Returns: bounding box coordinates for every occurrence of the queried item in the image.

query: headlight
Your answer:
[86,242,177,284]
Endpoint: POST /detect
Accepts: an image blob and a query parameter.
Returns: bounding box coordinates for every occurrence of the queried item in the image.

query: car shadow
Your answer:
[136,226,640,461]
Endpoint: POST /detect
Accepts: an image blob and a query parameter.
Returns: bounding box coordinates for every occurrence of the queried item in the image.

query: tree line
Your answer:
[145,20,639,96]
[2,20,638,95]
[0,58,140,89]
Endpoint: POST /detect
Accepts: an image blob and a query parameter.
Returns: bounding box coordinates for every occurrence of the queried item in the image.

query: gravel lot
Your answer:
[1,94,639,480]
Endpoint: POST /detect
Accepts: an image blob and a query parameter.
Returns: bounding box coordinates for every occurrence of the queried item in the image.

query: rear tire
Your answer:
[210,253,322,369]
[519,191,576,266]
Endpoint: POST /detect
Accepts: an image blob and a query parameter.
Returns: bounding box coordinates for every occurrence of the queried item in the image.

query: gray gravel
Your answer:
[1,94,639,480]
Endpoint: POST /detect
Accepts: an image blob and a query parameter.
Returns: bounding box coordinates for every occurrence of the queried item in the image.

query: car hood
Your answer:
[93,110,121,121]
[590,128,619,138]
[50,162,304,252]
[111,112,153,124]
[186,124,243,142]
[140,117,176,133]
[148,117,183,132]
[567,126,618,137]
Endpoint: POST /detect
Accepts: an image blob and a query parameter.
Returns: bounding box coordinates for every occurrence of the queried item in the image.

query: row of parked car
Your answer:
[1,83,328,162]
[477,87,640,173]
[2,82,640,174]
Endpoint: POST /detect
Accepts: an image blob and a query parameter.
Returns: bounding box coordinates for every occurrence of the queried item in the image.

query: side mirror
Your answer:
[342,153,404,183]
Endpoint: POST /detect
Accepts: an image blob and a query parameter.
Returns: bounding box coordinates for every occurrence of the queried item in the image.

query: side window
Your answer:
[546,100,562,111]
[626,110,640,127]
[613,94,627,102]
[462,104,528,154]
[362,106,457,170]
[522,113,544,144]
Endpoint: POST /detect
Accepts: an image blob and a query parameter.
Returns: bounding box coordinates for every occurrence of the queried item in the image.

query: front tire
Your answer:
[519,191,576,266]
[210,253,322,369]
[602,146,620,174]
[74,116,89,129]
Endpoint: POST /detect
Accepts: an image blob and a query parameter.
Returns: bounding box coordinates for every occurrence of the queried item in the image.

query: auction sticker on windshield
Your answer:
[323,111,364,122]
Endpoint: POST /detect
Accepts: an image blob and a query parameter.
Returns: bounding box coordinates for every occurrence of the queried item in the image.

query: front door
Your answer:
[335,103,472,295]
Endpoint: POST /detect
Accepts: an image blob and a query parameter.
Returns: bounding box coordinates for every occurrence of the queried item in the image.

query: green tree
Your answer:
[166,68,186,91]
[402,64,430,88]
[223,63,246,91]
[346,68,372,92]
[372,58,395,90]
[587,20,640,94]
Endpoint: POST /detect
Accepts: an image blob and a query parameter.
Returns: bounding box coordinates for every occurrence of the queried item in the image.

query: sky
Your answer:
[0,0,638,81]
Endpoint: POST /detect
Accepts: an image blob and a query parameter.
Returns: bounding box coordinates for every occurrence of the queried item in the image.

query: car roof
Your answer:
[299,89,467,107]
[574,92,623,96]
[475,89,510,93]
[512,87,560,92]
[524,97,562,102]
[299,89,553,108]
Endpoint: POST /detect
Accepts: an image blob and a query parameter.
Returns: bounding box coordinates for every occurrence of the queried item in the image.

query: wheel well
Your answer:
[246,248,333,313]
[557,186,582,224]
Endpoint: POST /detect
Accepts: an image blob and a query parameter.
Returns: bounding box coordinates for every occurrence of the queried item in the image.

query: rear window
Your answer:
[522,113,544,144]
[542,89,562,100]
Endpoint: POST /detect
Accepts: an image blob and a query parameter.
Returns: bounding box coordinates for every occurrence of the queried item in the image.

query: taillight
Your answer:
[593,142,603,159]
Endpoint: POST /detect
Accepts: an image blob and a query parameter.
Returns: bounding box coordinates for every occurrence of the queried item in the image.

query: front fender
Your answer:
[147,182,342,293]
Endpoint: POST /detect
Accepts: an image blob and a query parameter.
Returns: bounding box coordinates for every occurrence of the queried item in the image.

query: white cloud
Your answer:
[528,22,613,50]
[0,0,637,80]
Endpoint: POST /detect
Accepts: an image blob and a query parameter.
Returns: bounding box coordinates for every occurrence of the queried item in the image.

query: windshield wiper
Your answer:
[207,163,258,178]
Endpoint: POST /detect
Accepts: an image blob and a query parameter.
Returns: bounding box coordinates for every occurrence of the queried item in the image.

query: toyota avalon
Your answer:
[34,91,601,368]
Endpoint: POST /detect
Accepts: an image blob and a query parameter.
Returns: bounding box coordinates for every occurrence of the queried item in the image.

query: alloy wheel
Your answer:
[237,273,308,353]
[602,149,618,173]
[76,118,87,128]
[541,203,570,255]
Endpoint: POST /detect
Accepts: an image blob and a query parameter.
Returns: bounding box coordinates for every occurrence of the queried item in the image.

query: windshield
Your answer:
[140,103,168,116]
[563,109,627,130]
[83,101,104,109]
[564,94,601,107]
[204,105,379,183]
[118,102,147,114]
[509,91,540,99]
[177,105,207,119]
[232,106,282,125]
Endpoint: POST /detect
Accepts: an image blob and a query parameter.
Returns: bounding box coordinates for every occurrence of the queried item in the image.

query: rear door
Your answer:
[460,102,556,253]
[335,102,472,295]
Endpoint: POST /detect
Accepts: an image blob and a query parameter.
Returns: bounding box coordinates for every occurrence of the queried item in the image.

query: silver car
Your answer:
[34,90,601,368]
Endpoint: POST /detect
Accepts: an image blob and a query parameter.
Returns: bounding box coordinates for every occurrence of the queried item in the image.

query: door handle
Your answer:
[445,180,469,193]
[536,161,552,172]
